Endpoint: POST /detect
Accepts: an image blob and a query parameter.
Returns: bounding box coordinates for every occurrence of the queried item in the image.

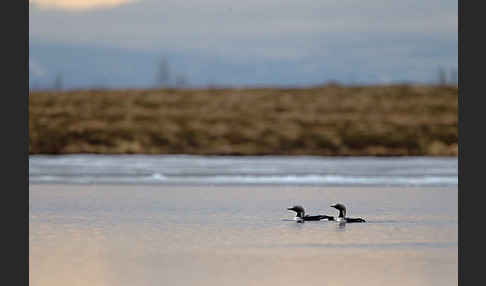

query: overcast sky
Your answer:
[29,0,458,89]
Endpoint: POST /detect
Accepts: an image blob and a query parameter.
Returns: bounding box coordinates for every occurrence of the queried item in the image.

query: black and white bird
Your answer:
[330,203,366,223]
[287,205,335,222]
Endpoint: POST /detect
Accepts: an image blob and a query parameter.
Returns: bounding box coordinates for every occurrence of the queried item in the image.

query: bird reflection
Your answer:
[337,221,346,230]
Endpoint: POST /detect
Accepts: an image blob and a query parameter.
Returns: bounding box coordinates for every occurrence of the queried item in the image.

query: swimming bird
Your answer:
[287,205,335,222]
[330,203,366,223]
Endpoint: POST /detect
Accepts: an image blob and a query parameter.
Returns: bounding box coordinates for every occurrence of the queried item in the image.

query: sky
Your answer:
[29,0,458,89]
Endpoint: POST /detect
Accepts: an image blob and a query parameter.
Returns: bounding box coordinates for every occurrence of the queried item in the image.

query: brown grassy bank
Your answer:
[29,85,458,156]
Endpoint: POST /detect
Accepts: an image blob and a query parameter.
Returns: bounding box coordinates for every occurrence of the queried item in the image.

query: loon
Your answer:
[287,205,335,222]
[330,203,366,223]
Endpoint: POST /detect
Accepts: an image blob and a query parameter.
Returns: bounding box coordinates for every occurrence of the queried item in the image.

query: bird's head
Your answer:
[330,203,347,217]
[287,205,305,218]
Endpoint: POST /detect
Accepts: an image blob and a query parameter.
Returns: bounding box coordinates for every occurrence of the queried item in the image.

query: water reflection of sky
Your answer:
[30,184,457,286]
[29,0,457,89]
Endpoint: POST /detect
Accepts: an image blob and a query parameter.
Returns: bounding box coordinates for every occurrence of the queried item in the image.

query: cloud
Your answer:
[29,0,457,59]
[29,0,457,86]
[29,0,137,11]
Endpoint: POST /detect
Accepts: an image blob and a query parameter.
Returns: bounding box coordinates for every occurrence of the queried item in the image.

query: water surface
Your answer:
[29,155,457,186]
[30,183,457,286]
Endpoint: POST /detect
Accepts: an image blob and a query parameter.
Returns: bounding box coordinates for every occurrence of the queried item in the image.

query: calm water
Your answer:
[29,155,457,186]
[29,156,457,286]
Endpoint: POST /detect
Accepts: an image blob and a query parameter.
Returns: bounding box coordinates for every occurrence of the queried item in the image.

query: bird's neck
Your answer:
[296,211,305,218]
[338,210,346,218]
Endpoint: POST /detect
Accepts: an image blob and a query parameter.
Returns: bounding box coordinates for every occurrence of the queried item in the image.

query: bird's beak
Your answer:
[287,207,293,211]
[330,205,336,208]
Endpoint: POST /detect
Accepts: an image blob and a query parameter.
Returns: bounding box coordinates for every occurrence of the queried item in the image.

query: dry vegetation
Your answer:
[29,85,458,156]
